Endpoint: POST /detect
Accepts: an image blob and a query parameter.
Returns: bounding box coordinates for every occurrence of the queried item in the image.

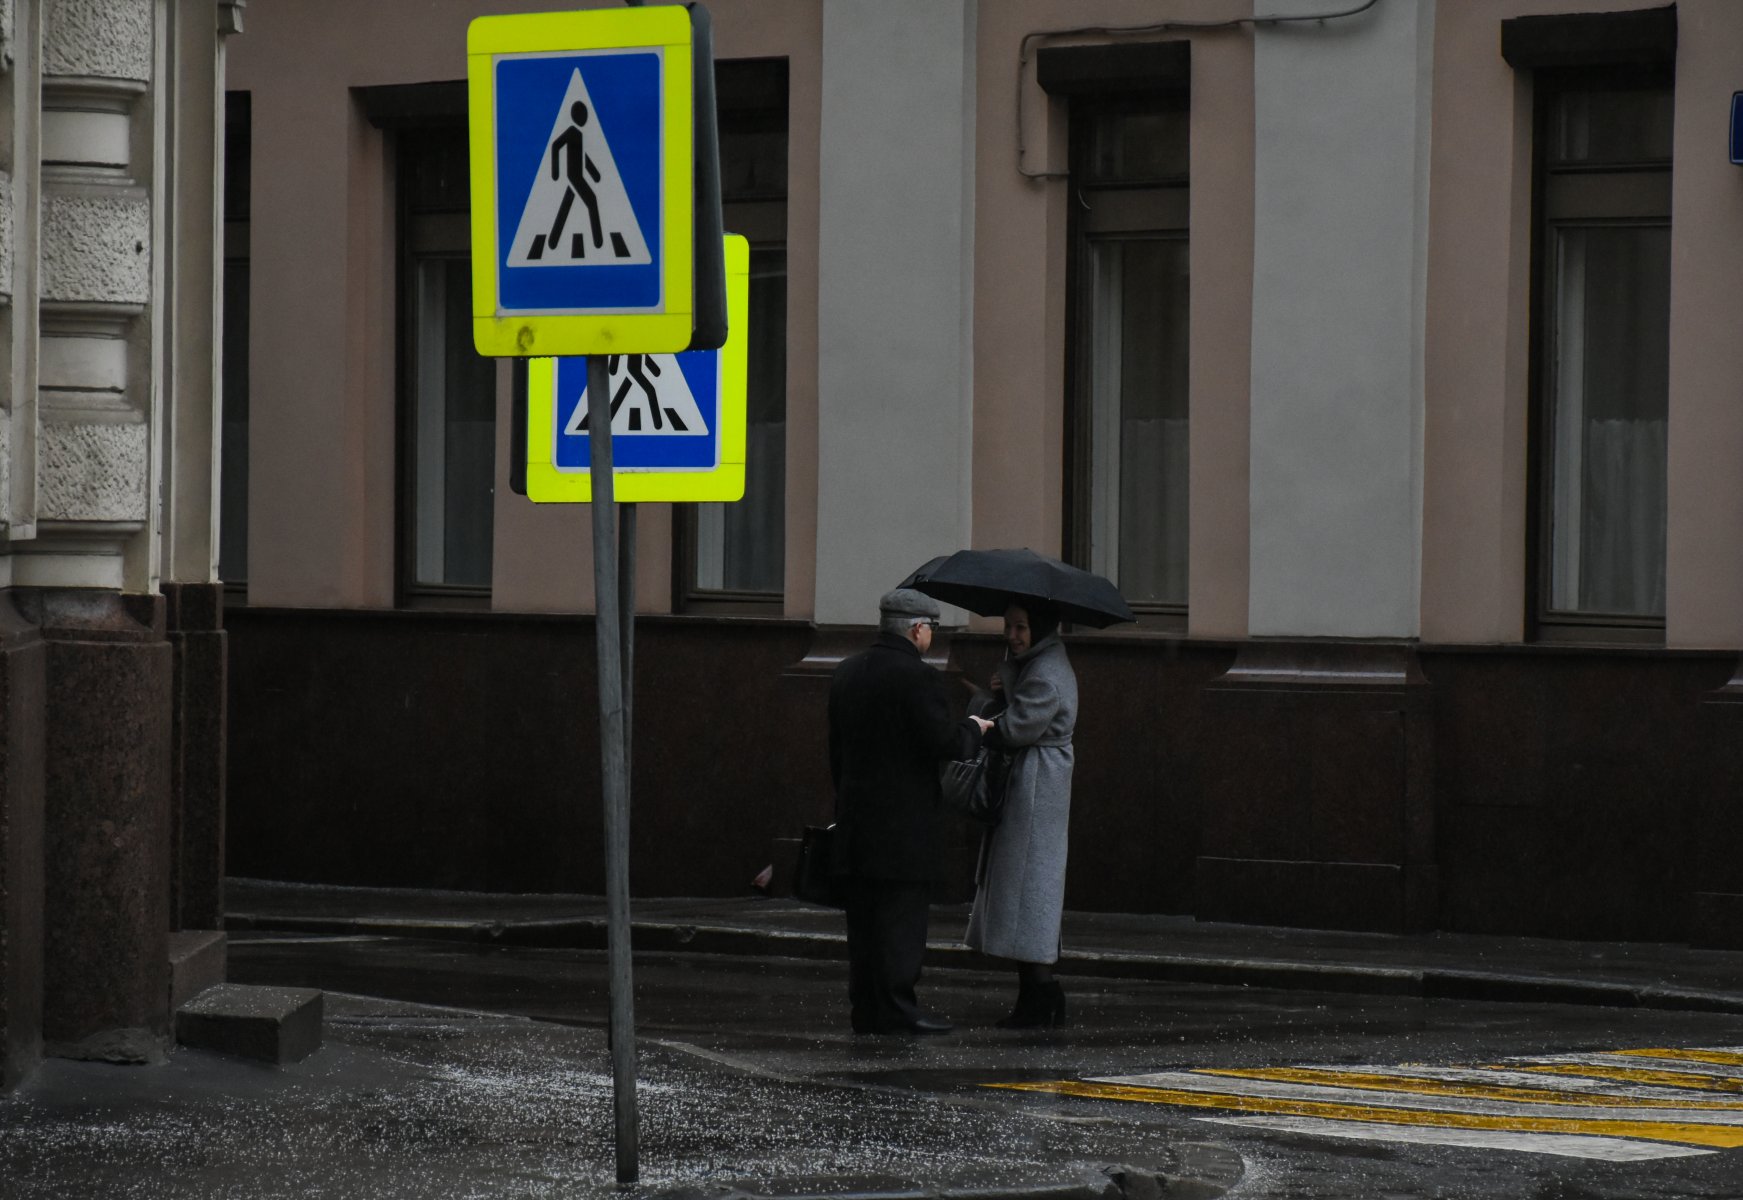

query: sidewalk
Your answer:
[3,990,1224,1200]
[227,878,1743,1014]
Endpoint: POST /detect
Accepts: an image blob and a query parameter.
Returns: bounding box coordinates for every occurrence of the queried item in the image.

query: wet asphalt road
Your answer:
[223,933,1743,1199]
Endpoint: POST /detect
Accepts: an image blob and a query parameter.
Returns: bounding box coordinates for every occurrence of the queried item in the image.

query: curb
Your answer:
[224,911,1743,1016]
[653,1160,1228,1200]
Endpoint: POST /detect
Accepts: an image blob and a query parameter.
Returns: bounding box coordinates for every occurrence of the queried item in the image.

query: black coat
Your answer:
[828,633,981,882]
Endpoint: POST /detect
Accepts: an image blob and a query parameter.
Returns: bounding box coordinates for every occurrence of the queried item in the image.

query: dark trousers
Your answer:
[843,878,932,1033]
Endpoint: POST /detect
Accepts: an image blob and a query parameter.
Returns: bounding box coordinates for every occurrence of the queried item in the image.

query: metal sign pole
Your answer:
[619,502,636,800]
[586,353,638,1184]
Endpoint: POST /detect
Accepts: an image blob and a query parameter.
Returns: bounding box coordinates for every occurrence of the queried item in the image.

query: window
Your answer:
[398,126,496,601]
[675,59,788,610]
[219,91,250,588]
[1067,98,1190,617]
[1530,70,1672,636]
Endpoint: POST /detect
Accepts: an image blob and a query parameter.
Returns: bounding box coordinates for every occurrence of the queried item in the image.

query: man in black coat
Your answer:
[828,588,987,1034]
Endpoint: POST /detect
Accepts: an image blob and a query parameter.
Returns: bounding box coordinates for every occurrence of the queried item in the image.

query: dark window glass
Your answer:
[1550,87,1673,166]
[219,259,250,584]
[400,128,496,598]
[1069,101,1190,615]
[1534,78,1672,631]
[1083,107,1189,185]
[680,58,789,609]
[410,255,496,588]
[695,244,786,592]
[223,91,251,222]
[219,91,250,587]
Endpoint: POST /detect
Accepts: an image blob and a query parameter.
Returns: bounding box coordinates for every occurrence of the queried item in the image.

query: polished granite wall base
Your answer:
[226,611,1238,914]
[0,597,47,1089]
[1423,647,1731,944]
[1681,658,1743,950]
[164,584,227,931]
[225,611,1742,943]
[16,590,173,1062]
[226,609,829,896]
[1197,644,1436,934]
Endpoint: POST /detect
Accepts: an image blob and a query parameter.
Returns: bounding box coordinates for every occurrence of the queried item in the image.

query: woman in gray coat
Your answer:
[965,599,1078,1027]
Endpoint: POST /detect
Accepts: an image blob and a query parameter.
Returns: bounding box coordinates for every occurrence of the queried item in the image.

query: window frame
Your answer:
[671,57,791,616]
[1525,63,1673,645]
[1063,93,1192,631]
[393,123,498,610]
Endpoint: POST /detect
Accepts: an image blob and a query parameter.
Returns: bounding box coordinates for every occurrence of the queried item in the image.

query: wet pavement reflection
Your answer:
[5,934,1743,1198]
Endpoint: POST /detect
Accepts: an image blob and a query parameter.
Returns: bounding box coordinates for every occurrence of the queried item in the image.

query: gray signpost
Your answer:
[585,353,638,1182]
[469,0,726,1182]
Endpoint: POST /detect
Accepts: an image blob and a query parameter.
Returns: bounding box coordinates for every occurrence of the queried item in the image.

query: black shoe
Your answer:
[853,1014,953,1035]
[996,981,1066,1029]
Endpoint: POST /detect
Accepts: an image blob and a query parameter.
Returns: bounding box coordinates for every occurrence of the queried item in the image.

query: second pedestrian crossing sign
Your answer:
[525,235,748,503]
[467,6,695,358]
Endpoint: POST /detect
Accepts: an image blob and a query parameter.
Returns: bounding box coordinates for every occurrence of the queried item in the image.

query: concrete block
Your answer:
[175,983,322,1064]
[166,930,225,1012]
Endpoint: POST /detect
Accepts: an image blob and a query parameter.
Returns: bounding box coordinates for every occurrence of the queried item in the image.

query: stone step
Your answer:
[175,983,323,1064]
[167,930,227,1012]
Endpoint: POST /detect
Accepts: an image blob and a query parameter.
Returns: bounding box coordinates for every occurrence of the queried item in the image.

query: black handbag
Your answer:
[794,824,844,908]
[940,748,1011,825]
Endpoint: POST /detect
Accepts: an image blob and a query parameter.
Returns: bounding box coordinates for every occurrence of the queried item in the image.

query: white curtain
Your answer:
[1120,416,1189,606]
[1580,418,1667,616]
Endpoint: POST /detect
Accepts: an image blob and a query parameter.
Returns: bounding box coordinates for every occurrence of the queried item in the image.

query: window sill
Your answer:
[677,591,784,618]
[399,590,492,613]
[1530,619,1665,648]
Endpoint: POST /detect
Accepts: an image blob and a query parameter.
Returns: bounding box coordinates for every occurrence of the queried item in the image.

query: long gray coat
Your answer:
[964,635,1077,964]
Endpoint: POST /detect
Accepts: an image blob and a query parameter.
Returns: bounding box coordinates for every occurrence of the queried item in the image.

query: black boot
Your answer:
[997,979,1066,1029]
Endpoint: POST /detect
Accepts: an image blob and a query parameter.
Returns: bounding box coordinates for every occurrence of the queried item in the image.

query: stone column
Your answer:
[22,0,156,590]
[28,0,174,1063]
[0,598,45,1088]
[30,588,170,1063]
[0,0,45,1092]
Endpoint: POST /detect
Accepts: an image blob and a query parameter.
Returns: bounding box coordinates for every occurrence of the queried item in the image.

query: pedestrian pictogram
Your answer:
[508,69,652,268]
[467,6,696,357]
[525,234,750,504]
[566,354,707,436]
[550,345,717,473]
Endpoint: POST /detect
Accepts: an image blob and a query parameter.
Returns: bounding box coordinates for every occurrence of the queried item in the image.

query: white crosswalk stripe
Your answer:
[993,1044,1743,1160]
[1082,1070,1743,1125]
[1196,1115,1715,1162]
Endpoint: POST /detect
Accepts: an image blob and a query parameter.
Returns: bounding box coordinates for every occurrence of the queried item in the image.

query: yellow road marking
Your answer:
[1195,1066,1743,1111]
[1517,1064,1743,1093]
[989,1081,1743,1149]
[1613,1049,1743,1069]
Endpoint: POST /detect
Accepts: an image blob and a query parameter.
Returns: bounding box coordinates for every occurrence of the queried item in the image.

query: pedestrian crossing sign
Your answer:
[526,234,748,503]
[468,6,695,358]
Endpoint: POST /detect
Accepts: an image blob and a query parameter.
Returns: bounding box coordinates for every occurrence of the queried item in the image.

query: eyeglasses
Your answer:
[920,620,940,631]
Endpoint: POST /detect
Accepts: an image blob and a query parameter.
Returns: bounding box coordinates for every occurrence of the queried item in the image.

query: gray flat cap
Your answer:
[878,588,941,619]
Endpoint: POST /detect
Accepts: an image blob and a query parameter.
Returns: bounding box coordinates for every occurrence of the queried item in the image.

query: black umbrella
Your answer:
[901,548,1135,628]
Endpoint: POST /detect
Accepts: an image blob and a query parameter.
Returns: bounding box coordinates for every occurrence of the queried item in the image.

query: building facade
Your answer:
[223,0,1743,951]
[0,0,237,1089]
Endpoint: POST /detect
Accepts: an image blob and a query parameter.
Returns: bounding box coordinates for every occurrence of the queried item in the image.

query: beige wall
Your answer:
[1664,1,1743,649]
[489,1,823,617]
[972,0,1254,638]
[1423,0,1743,648]
[232,1,1743,646]
[230,0,822,614]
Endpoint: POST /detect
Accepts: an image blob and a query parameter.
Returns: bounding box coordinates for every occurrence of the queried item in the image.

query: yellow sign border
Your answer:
[527,234,748,503]
[468,6,695,358]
